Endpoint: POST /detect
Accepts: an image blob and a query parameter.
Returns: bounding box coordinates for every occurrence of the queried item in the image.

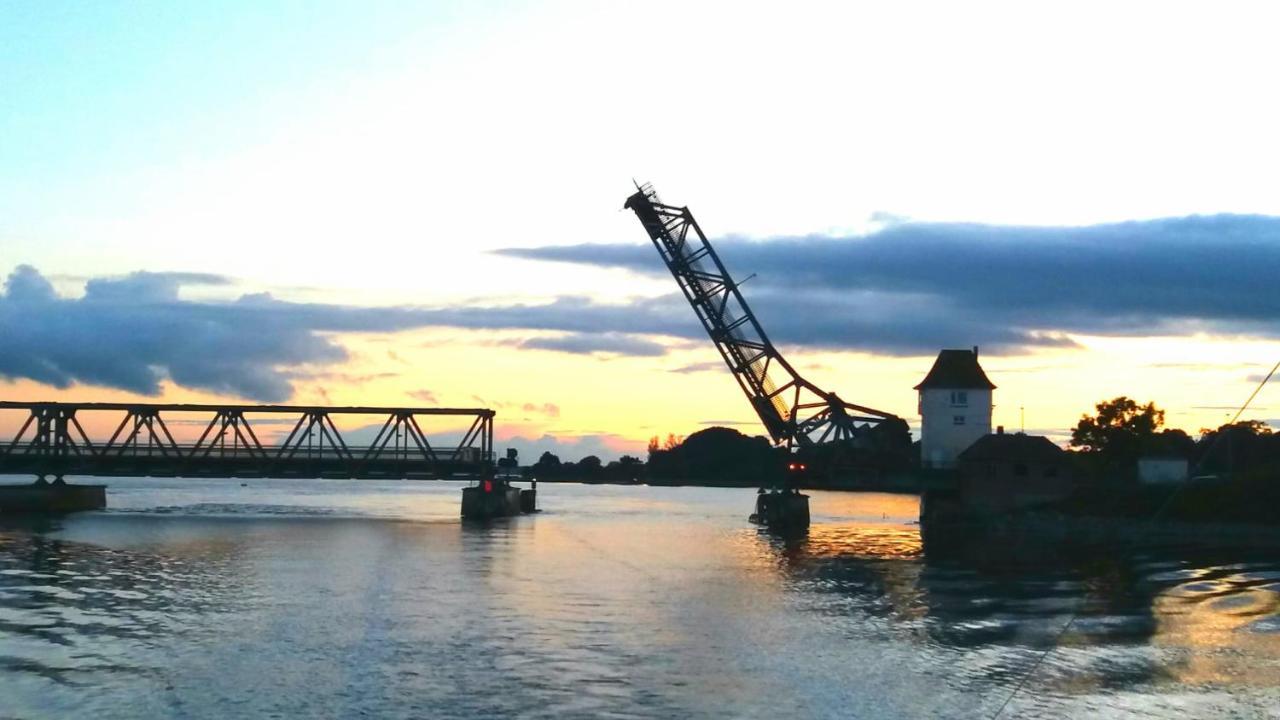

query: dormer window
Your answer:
[950,391,968,407]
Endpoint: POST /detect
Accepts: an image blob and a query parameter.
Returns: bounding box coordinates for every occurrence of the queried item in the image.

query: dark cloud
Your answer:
[669,361,724,374]
[497,213,1280,350]
[287,370,399,385]
[416,296,685,338]
[0,266,445,402]
[17,211,1280,402]
[515,332,668,357]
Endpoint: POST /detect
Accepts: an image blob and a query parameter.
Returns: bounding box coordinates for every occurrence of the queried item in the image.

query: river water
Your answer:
[1,479,1278,719]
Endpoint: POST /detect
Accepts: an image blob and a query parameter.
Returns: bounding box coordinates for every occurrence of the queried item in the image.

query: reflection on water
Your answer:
[1,482,1278,718]
[0,518,255,718]
[751,498,1280,716]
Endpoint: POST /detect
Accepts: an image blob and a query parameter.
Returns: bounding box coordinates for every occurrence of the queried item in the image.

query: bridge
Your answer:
[0,401,495,481]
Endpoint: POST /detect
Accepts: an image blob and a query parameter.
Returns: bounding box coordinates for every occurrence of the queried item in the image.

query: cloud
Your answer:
[408,389,439,404]
[0,266,448,402]
[495,432,644,463]
[288,370,399,385]
[415,295,685,338]
[17,211,1280,404]
[669,361,723,374]
[2,266,688,402]
[457,395,560,417]
[496,213,1280,351]
[516,332,667,357]
[521,402,560,418]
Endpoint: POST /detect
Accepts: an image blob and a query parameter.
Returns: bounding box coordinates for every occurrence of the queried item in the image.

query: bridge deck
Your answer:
[0,402,496,480]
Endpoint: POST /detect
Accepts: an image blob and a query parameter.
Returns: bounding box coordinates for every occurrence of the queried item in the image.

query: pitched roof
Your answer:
[914,349,996,390]
[958,433,1064,464]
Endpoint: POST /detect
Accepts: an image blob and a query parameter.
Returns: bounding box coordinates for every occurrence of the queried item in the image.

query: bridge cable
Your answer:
[988,356,1280,719]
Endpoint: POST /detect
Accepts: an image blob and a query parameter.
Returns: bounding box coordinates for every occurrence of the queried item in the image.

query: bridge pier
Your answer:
[750,489,810,529]
[461,479,524,520]
[0,481,106,515]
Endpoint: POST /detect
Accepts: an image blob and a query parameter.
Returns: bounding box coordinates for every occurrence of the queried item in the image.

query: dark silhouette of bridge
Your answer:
[0,401,494,480]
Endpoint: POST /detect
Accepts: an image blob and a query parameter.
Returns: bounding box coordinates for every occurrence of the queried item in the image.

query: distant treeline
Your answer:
[526,427,783,486]
[1066,396,1280,481]
[524,397,1280,490]
[525,425,911,488]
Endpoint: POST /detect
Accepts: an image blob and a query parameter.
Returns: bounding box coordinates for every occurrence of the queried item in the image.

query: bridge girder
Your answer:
[0,402,495,480]
[624,183,900,449]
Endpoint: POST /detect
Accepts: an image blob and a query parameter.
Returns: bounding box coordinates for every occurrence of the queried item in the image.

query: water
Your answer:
[2,479,1279,719]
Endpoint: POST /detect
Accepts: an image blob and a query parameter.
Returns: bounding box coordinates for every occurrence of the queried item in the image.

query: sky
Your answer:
[4,0,1280,460]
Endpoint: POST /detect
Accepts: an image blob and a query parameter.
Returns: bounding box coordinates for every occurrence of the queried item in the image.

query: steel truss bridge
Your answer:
[0,402,495,480]
[624,183,907,450]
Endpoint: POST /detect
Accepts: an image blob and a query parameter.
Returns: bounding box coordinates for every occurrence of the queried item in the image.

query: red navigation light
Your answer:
[483,480,493,493]
[788,463,796,470]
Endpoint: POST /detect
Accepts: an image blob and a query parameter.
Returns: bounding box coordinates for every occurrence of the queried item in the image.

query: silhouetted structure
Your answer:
[0,401,494,480]
[956,430,1076,513]
[646,426,784,486]
[623,183,907,451]
[916,348,995,469]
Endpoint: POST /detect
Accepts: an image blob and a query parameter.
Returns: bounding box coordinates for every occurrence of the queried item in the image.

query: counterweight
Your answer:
[624,183,900,448]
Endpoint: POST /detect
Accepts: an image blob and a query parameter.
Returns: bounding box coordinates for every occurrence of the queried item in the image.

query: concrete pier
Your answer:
[461,480,524,520]
[750,490,810,529]
[0,481,106,514]
[519,484,537,513]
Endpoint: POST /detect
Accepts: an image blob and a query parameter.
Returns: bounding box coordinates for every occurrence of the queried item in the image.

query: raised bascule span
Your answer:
[623,182,907,450]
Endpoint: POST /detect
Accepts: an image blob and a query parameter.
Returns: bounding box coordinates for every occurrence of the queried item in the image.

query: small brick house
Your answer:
[956,429,1077,512]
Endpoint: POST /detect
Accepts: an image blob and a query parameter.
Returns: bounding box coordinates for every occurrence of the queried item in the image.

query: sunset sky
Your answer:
[4,1,1280,459]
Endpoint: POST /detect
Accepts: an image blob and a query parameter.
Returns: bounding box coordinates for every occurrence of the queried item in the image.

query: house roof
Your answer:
[914,349,996,390]
[959,433,1064,464]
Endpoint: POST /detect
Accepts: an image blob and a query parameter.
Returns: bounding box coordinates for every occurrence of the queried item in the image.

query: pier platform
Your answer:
[0,482,106,514]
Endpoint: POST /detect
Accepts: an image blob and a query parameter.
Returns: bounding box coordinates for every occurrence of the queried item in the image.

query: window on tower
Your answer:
[950,391,969,407]
[953,415,966,426]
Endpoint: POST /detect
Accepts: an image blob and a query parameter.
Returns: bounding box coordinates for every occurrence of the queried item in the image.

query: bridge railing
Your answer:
[0,402,496,480]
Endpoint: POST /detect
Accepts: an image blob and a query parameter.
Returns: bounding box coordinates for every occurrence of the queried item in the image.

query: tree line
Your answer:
[1068,395,1279,480]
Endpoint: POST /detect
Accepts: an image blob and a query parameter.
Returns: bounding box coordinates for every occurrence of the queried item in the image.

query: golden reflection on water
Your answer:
[769,491,925,562]
[741,493,928,624]
[1152,569,1280,686]
[801,523,923,561]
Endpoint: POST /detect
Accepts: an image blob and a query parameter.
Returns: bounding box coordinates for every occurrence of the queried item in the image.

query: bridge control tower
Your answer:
[915,348,995,469]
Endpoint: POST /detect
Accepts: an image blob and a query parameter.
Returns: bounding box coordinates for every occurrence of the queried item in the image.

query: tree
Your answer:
[1199,419,1273,438]
[536,451,561,469]
[1196,420,1278,475]
[645,426,782,486]
[578,455,602,472]
[1070,397,1164,461]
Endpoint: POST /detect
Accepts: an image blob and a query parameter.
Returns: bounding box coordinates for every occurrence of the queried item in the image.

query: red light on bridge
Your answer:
[483,480,493,493]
